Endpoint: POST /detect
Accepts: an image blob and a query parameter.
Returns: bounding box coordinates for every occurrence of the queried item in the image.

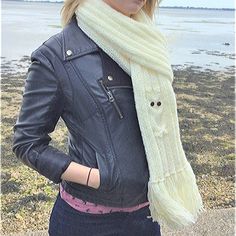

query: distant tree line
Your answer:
[159,6,235,11]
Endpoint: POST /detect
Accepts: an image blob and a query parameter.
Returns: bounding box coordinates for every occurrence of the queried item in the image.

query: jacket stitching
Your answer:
[29,79,61,156]
[69,61,100,117]
[42,43,72,115]
[69,61,116,191]
[97,47,123,195]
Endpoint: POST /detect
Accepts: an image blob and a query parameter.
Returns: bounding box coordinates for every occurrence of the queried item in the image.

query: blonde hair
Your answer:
[60,0,162,28]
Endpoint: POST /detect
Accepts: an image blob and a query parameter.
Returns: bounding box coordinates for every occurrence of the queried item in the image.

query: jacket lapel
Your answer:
[62,14,99,61]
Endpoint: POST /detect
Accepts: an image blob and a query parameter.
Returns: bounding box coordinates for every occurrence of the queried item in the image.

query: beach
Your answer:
[1,0,235,234]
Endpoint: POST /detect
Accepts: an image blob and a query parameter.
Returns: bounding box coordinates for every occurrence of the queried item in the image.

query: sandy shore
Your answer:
[1,56,235,234]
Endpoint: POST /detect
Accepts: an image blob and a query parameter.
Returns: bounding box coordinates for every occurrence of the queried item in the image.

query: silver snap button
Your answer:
[107,75,113,81]
[66,49,72,56]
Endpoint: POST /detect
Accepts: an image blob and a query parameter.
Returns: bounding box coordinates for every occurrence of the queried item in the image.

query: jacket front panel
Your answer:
[63,40,150,205]
[12,14,149,207]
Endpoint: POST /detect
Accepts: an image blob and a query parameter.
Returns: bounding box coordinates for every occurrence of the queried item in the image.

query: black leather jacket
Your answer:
[12,14,149,207]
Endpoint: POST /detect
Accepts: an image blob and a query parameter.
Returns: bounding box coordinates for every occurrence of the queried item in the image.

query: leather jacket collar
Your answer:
[62,14,99,61]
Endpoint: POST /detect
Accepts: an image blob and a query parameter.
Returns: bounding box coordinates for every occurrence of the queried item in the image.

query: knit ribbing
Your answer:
[74,0,205,230]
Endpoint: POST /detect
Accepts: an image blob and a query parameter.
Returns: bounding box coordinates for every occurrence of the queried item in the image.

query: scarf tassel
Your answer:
[147,162,206,230]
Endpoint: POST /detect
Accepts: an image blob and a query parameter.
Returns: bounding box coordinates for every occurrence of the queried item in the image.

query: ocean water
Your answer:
[2,0,235,71]
[156,8,235,71]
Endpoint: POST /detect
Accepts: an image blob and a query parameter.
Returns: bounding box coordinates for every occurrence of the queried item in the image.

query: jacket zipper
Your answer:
[98,79,124,119]
[108,85,133,89]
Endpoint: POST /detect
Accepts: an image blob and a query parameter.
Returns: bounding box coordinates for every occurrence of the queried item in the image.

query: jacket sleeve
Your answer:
[12,46,72,184]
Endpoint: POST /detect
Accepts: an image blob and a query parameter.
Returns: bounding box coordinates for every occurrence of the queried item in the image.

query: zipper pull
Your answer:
[107,91,114,102]
[98,79,124,119]
[106,88,124,119]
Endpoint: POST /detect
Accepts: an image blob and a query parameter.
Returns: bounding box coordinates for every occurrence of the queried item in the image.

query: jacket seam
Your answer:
[42,43,71,114]
[69,61,100,115]
[42,36,122,194]
[68,61,115,164]
[69,60,122,193]
[38,48,65,116]
[97,47,123,194]
[29,80,61,154]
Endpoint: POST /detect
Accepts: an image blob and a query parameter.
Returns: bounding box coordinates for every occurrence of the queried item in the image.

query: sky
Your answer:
[160,0,235,9]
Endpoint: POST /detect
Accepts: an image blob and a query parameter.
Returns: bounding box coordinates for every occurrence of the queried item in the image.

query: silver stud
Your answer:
[107,75,113,81]
[66,49,72,56]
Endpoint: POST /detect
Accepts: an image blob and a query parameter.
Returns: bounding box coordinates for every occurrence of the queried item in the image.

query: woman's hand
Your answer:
[88,168,100,189]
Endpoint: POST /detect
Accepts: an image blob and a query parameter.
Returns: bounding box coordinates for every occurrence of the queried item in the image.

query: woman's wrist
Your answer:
[87,168,100,189]
[61,161,100,189]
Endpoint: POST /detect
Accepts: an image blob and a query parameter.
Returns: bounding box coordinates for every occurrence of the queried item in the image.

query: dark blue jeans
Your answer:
[48,192,161,236]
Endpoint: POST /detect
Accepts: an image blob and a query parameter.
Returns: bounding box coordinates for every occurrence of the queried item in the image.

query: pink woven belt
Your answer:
[59,183,150,214]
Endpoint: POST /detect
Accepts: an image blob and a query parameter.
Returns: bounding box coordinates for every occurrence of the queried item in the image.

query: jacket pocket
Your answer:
[81,138,115,193]
[96,152,117,192]
[98,78,124,119]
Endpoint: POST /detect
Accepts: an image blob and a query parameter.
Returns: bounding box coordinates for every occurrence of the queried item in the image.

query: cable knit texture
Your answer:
[75,0,205,230]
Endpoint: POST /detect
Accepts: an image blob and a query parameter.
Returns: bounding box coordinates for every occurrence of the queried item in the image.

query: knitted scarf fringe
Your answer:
[148,162,206,230]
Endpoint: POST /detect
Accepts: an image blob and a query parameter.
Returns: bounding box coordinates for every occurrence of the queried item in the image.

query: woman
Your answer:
[12,0,204,235]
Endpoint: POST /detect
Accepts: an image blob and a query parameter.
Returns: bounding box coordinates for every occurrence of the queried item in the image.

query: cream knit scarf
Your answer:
[75,0,205,230]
